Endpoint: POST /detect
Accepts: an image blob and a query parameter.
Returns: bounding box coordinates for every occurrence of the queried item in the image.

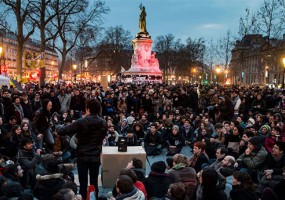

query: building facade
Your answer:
[230,34,285,86]
[0,29,59,82]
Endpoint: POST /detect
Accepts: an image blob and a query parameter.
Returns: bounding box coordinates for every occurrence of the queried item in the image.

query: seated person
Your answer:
[126,128,139,146]
[208,147,228,171]
[126,157,145,182]
[236,136,268,182]
[144,123,163,156]
[1,164,33,199]
[165,125,185,156]
[114,175,145,199]
[167,182,187,200]
[106,125,119,146]
[189,141,209,172]
[143,161,171,199]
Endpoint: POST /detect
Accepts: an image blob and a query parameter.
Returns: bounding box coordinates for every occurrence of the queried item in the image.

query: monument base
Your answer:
[121,72,162,83]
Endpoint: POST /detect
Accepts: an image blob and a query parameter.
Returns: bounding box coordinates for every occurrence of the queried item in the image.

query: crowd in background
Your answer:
[0,81,284,200]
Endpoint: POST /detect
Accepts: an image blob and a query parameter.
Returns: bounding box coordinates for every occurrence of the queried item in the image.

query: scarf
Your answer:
[189,153,202,168]
[172,163,187,170]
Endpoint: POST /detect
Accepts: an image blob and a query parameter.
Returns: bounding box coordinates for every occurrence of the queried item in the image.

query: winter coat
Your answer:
[56,114,107,162]
[143,171,172,199]
[237,146,268,170]
[34,173,66,200]
[116,187,145,200]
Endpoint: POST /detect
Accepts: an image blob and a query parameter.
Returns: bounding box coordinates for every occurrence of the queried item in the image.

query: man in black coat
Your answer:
[56,99,107,200]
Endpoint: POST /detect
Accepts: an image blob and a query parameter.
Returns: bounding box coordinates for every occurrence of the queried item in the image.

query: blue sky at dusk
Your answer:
[103,0,262,42]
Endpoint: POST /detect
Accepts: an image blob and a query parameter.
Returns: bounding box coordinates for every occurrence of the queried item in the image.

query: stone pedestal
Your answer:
[123,34,162,83]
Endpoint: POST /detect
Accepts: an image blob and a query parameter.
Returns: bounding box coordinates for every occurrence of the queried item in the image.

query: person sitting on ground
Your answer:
[126,128,139,146]
[168,154,197,200]
[165,125,185,156]
[126,157,145,182]
[111,168,147,199]
[196,168,227,200]
[240,131,255,155]
[230,171,258,200]
[1,164,33,200]
[260,166,285,200]
[208,147,228,171]
[143,161,171,199]
[236,136,268,182]
[189,141,209,172]
[106,125,119,146]
[113,175,145,200]
[17,137,42,189]
[167,182,187,200]
[144,123,163,156]
[53,188,79,200]
[34,159,67,200]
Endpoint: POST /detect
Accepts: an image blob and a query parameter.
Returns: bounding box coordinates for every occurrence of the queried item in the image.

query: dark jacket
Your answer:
[1,175,33,199]
[56,114,107,162]
[230,188,258,200]
[265,153,285,175]
[21,100,34,120]
[143,171,172,198]
[34,173,66,200]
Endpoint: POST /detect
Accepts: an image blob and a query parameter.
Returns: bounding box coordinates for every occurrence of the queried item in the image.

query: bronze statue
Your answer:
[139,4,147,33]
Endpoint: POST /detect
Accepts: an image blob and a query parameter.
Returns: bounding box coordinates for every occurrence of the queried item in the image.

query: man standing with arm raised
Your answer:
[56,99,107,200]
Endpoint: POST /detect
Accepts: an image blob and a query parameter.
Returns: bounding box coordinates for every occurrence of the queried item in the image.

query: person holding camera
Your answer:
[56,99,107,200]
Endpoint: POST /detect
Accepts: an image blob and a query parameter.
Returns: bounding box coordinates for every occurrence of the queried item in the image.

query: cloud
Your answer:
[201,24,223,29]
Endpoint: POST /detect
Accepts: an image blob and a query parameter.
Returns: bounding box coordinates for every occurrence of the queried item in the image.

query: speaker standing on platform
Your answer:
[56,99,107,200]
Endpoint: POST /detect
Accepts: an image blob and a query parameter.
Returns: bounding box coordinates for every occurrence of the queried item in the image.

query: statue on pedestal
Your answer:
[139,4,147,33]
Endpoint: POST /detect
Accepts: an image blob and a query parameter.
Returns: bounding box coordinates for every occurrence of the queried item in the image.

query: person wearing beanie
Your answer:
[258,125,271,141]
[236,136,268,181]
[143,161,171,199]
[165,125,185,156]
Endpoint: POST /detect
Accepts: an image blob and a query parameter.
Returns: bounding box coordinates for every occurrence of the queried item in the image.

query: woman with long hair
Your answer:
[196,168,227,200]
[32,99,54,150]
[4,125,23,158]
[230,171,258,200]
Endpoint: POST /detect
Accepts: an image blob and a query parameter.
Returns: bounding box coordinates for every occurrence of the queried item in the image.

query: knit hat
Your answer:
[247,118,255,125]
[151,161,166,173]
[249,136,262,148]
[260,125,271,133]
[172,125,179,131]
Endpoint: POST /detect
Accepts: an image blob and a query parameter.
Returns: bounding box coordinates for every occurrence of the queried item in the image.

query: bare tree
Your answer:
[214,30,234,69]
[238,8,259,38]
[96,26,132,75]
[51,0,109,80]
[0,0,36,80]
[154,34,177,81]
[28,0,75,85]
[255,0,284,39]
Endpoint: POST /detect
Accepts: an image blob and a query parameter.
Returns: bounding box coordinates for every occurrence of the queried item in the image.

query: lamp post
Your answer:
[73,64,77,83]
[282,57,285,89]
[0,46,3,74]
[215,65,221,84]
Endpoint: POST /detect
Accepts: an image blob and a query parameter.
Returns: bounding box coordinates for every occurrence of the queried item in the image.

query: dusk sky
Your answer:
[103,0,263,42]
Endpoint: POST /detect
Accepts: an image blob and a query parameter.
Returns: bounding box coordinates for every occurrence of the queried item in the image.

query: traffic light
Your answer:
[3,67,7,73]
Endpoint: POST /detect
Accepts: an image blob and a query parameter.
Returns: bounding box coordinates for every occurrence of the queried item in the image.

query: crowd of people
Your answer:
[0,82,284,200]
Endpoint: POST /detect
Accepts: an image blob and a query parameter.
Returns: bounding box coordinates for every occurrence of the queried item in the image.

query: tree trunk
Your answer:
[58,53,66,80]
[16,43,23,81]
[39,0,46,87]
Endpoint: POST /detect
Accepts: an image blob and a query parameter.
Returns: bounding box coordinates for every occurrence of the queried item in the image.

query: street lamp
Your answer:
[73,64,77,83]
[215,65,221,84]
[282,58,285,88]
[0,46,3,74]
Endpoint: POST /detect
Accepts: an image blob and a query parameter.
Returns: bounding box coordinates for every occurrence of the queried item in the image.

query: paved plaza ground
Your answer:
[72,146,193,197]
